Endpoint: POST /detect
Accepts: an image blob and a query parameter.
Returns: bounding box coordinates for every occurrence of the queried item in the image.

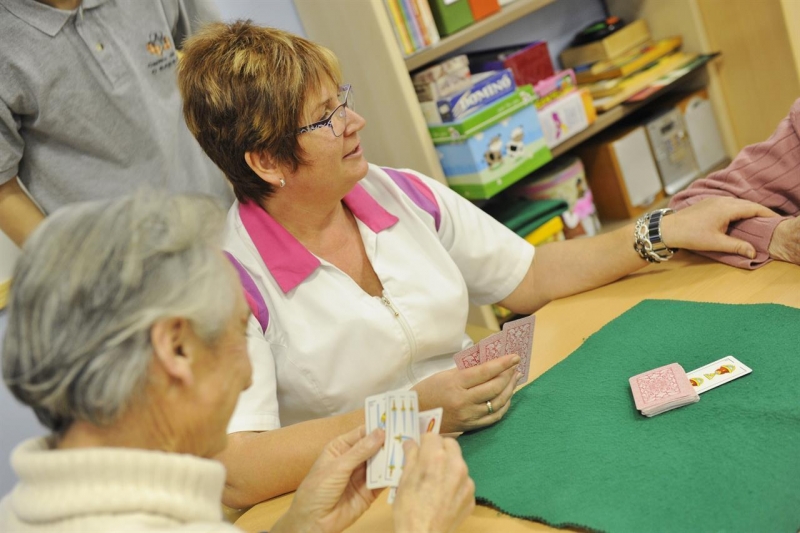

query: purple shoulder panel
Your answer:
[381,167,441,231]
[223,252,270,332]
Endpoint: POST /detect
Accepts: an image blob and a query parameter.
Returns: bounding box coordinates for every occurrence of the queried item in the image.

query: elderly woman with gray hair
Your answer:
[0,192,474,533]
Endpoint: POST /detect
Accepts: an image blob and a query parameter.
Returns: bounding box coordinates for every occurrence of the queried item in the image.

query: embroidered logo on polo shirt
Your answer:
[145,32,177,74]
[146,32,172,56]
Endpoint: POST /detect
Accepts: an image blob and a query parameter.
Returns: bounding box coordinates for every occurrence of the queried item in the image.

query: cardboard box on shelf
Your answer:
[674,89,728,173]
[537,88,596,149]
[412,54,471,102]
[467,0,500,21]
[420,69,516,124]
[533,69,578,109]
[575,124,665,220]
[428,0,474,37]
[429,86,552,199]
[644,107,700,195]
[511,156,601,239]
[471,41,555,87]
[560,19,650,69]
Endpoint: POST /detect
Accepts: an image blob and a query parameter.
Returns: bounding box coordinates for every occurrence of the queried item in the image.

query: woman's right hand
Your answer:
[393,434,475,533]
[412,353,520,433]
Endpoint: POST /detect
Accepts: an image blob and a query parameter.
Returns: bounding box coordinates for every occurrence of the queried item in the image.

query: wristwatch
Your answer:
[634,208,678,263]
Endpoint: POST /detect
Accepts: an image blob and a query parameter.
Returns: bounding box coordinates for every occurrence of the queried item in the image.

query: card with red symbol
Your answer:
[629,362,699,417]
[686,356,752,395]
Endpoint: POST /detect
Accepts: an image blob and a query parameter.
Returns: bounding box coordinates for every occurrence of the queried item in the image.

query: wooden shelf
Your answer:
[404,0,555,71]
[552,56,716,159]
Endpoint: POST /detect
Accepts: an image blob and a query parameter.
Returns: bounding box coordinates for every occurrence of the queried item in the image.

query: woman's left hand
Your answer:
[661,197,779,259]
[271,425,385,533]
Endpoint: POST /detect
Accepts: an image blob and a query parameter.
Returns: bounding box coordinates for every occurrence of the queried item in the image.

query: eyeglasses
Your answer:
[296,84,353,137]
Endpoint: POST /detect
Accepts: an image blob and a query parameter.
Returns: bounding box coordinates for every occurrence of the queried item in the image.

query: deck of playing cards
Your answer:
[453,314,535,384]
[629,363,700,417]
[365,390,442,503]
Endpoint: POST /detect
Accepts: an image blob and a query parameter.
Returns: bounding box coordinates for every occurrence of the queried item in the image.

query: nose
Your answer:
[345,109,367,136]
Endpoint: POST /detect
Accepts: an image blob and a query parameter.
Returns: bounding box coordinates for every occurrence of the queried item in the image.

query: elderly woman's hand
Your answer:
[768,216,800,264]
[271,426,385,533]
[413,353,520,434]
[661,197,780,258]
[393,434,475,533]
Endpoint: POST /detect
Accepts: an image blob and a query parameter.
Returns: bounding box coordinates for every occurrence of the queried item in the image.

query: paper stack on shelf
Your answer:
[588,51,697,112]
[560,19,650,69]
[383,0,441,57]
[575,37,682,84]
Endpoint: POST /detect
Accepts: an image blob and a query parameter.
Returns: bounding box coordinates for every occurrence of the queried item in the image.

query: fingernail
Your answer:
[748,249,756,259]
[512,355,521,364]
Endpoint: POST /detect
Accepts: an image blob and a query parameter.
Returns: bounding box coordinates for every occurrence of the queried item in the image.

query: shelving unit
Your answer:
[293,0,800,328]
[404,0,555,70]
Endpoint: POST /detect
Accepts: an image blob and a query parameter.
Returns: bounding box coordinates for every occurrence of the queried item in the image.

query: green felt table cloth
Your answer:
[459,300,800,533]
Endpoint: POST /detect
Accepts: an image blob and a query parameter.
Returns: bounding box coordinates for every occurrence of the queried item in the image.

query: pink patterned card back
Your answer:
[479,331,506,364]
[629,363,695,411]
[502,314,536,384]
[453,344,481,370]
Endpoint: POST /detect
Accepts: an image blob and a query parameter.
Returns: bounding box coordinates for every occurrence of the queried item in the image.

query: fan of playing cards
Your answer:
[365,390,442,503]
[453,315,535,384]
[364,315,536,502]
[629,356,752,417]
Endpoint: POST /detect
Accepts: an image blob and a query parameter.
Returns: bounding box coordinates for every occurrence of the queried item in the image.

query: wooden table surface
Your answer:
[235,253,800,533]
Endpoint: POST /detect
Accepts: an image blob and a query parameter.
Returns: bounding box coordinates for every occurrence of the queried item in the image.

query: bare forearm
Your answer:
[218,409,364,509]
[532,224,643,308]
[0,178,44,246]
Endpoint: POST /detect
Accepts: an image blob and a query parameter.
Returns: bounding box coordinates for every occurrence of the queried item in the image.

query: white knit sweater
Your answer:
[0,437,242,532]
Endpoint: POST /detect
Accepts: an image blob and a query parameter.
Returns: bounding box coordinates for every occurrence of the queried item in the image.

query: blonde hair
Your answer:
[178,21,342,204]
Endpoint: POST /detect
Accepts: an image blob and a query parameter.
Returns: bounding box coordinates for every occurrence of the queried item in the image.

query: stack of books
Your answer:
[561,20,697,112]
[383,0,441,57]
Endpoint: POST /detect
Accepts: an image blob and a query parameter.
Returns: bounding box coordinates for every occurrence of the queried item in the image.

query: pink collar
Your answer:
[238,184,398,293]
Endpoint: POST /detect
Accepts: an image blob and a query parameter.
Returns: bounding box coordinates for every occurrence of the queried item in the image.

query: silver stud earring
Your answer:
[279,178,286,188]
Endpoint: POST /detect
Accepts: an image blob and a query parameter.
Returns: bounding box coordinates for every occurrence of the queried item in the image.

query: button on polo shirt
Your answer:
[0,0,231,213]
[223,165,535,431]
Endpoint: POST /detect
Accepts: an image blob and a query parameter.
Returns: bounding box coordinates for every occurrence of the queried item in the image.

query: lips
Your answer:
[345,143,361,158]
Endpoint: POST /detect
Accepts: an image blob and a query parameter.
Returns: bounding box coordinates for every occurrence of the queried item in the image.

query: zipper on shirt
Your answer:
[380,295,400,317]
[378,291,419,383]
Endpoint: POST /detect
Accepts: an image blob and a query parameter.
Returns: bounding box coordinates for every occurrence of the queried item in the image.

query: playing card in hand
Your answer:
[478,331,506,363]
[629,362,699,417]
[453,344,480,370]
[384,390,420,487]
[364,393,388,489]
[503,314,535,384]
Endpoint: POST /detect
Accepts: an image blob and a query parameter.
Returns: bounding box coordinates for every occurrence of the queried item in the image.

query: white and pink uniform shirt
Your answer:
[223,164,534,432]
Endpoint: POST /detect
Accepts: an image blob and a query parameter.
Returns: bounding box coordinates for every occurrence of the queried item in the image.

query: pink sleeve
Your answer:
[669,98,800,269]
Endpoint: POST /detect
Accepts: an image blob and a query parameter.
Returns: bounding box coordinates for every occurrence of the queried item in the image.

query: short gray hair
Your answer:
[2,192,237,433]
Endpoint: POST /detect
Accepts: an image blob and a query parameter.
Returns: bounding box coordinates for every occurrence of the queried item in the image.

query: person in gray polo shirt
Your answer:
[0,0,233,246]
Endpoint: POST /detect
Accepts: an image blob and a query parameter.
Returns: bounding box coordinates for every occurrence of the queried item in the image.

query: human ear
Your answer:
[150,317,194,387]
[244,150,286,189]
